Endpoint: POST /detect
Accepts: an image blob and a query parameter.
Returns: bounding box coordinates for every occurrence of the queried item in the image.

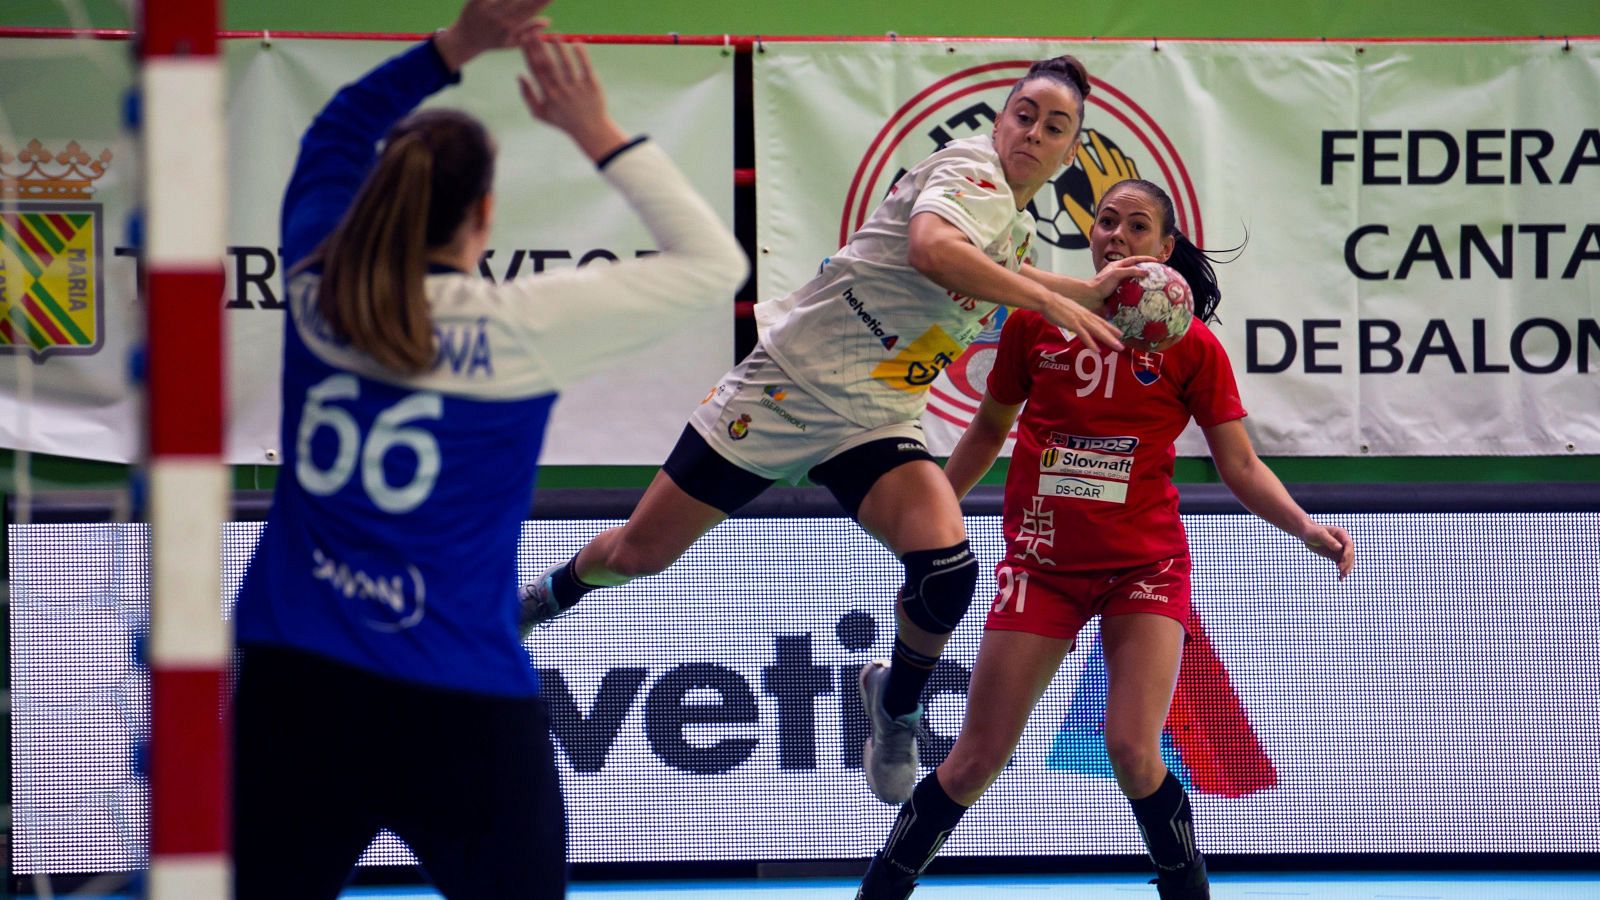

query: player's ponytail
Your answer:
[305,109,495,374]
[1165,234,1223,325]
[1102,179,1239,324]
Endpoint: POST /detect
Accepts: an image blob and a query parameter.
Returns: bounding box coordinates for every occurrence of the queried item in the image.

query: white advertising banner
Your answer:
[754,40,1600,457]
[0,37,737,464]
[9,511,1598,872]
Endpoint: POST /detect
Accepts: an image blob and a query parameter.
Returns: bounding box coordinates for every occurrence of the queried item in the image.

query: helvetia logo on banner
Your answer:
[534,604,1275,798]
[536,610,968,776]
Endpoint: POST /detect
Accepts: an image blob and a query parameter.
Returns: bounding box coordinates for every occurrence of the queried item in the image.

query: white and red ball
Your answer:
[1103,262,1194,352]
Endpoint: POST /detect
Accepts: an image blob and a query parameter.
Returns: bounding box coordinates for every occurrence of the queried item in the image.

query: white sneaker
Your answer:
[517,562,568,636]
[859,660,923,805]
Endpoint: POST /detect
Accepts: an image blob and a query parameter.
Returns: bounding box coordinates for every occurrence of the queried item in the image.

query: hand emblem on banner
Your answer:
[1063,130,1141,241]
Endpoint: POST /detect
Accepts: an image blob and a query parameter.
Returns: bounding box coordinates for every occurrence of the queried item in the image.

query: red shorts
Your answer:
[984,555,1193,647]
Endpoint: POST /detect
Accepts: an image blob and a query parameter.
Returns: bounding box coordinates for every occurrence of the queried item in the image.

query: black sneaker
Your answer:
[1152,853,1210,900]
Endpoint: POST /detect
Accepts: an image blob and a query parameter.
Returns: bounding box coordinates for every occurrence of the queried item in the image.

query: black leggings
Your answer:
[233,646,566,899]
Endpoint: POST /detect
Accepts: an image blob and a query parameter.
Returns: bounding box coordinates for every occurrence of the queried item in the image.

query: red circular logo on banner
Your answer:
[838,61,1203,433]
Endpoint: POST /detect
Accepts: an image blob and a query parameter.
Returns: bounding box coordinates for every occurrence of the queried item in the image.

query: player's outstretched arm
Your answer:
[434,0,553,72]
[1203,419,1355,579]
[282,0,549,269]
[906,212,1126,353]
[494,26,746,387]
[944,393,1023,500]
[1019,258,1156,308]
[516,32,629,163]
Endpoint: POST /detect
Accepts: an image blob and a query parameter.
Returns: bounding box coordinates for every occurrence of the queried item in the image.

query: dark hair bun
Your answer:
[1027,55,1090,99]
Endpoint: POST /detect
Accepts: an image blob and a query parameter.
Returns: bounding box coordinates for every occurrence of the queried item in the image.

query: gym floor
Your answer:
[325,871,1600,899]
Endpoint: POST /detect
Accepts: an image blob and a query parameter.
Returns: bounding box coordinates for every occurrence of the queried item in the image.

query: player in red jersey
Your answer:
[521,56,1150,810]
[857,179,1355,900]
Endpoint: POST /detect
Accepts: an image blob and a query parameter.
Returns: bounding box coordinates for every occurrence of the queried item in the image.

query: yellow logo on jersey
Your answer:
[870,324,964,393]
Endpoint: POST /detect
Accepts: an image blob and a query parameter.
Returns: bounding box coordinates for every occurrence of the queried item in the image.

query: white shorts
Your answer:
[687,345,928,484]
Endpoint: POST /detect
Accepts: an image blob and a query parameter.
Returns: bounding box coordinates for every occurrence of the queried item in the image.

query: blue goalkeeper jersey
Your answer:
[234,38,747,696]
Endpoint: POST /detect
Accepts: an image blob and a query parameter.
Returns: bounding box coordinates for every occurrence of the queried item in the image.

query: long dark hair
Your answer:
[1101,179,1238,323]
[1006,55,1091,137]
[306,108,496,374]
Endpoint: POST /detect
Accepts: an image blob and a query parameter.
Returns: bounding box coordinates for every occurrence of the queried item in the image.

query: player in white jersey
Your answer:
[522,55,1154,806]
[756,133,1043,428]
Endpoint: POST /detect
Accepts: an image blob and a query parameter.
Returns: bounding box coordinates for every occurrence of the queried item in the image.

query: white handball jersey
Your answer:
[756,134,1036,428]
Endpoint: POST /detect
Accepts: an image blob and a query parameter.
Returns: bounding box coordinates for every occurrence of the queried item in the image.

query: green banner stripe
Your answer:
[23,214,65,255]
[1,222,47,278]
[27,281,92,344]
[40,213,77,246]
[6,245,45,280]
[67,213,90,229]
[10,308,48,351]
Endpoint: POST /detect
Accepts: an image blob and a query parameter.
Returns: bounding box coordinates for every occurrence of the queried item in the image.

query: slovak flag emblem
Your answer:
[1131,350,1164,386]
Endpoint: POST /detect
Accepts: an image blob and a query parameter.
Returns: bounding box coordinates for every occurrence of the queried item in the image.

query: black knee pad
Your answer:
[898,541,978,635]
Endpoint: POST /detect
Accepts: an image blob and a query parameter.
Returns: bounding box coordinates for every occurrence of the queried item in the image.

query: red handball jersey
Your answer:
[987,309,1247,571]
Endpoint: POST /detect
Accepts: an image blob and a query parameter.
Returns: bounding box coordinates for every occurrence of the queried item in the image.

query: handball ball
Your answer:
[1104,262,1194,352]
